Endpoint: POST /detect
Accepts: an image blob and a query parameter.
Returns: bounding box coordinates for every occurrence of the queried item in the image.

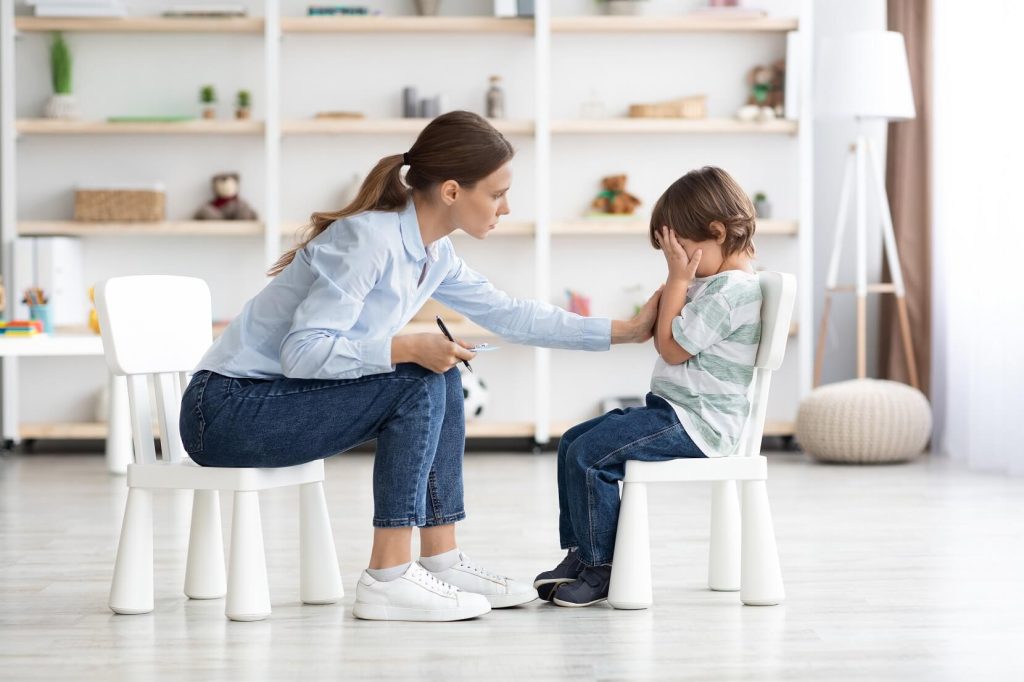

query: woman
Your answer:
[180,111,661,622]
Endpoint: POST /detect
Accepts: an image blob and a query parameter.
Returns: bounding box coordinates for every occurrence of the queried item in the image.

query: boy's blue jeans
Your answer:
[179,364,466,529]
[558,393,707,566]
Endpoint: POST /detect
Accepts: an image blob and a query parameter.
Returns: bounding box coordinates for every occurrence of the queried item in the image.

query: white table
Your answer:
[0,333,132,474]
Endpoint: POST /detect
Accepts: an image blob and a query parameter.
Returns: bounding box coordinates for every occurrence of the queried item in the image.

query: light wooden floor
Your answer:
[1,448,1023,681]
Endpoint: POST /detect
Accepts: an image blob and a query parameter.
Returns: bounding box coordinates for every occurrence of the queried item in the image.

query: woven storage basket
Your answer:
[629,95,707,119]
[796,379,932,463]
[74,188,165,222]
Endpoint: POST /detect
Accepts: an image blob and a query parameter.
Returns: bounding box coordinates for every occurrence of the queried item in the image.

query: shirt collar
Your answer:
[398,198,433,262]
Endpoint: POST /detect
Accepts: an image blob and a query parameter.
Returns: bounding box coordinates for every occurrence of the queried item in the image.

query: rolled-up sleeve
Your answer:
[279,233,394,379]
[433,251,611,351]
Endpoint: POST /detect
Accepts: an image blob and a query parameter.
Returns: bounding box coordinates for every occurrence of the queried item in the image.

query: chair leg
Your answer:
[740,480,785,606]
[109,487,154,615]
[184,489,226,600]
[226,491,271,621]
[708,480,740,592]
[299,482,343,605]
[608,482,653,610]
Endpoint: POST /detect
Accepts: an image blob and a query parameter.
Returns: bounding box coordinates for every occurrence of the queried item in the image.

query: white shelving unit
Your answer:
[0,1,812,446]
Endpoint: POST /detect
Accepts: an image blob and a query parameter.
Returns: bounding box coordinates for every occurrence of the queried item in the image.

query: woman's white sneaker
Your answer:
[352,563,491,622]
[424,551,538,608]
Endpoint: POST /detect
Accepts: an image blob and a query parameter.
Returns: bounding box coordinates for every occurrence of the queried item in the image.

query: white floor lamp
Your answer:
[814,30,920,389]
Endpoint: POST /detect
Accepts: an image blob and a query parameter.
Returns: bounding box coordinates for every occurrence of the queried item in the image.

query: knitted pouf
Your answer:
[796,379,932,463]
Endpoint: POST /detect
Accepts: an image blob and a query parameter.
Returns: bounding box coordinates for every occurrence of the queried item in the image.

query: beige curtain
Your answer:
[879,0,932,396]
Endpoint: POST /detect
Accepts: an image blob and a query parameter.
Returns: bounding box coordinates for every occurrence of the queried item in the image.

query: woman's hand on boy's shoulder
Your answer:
[657,226,701,283]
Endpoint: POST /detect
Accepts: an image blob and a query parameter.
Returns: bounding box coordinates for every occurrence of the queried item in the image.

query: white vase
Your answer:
[44,94,79,119]
[605,1,648,16]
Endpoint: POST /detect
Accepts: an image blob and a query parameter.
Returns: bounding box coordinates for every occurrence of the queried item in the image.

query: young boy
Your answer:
[534,166,763,607]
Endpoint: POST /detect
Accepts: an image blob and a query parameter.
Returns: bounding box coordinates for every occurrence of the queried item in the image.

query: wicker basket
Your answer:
[629,95,707,119]
[74,188,166,222]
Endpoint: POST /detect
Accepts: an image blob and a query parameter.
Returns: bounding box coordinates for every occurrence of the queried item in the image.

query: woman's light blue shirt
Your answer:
[197,199,612,380]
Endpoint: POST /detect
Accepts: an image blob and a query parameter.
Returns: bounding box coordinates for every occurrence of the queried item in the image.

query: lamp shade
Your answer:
[817,30,916,121]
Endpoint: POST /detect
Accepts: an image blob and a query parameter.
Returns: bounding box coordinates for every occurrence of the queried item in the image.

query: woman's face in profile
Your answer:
[453,162,512,239]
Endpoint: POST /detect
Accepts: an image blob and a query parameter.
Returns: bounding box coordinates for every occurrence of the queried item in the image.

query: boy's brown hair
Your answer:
[649,166,756,259]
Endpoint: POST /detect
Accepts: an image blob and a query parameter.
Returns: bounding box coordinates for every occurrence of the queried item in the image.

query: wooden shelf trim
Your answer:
[18,419,798,440]
[19,220,263,237]
[551,15,798,33]
[15,15,796,35]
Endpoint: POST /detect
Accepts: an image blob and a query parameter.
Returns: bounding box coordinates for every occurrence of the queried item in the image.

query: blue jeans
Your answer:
[557,393,707,566]
[179,364,466,529]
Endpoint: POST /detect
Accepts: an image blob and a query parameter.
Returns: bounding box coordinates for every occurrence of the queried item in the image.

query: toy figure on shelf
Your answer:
[194,173,258,220]
[566,289,591,317]
[486,75,505,119]
[88,286,100,334]
[591,174,642,215]
[736,60,785,122]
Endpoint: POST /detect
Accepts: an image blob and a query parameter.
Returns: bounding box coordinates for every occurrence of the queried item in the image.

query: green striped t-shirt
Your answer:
[650,270,762,457]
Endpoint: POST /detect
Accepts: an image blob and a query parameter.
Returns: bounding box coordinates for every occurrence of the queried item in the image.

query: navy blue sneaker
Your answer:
[552,564,612,607]
[533,549,586,602]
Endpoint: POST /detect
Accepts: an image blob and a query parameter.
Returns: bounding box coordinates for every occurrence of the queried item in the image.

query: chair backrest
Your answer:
[735,271,797,457]
[95,276,213,465]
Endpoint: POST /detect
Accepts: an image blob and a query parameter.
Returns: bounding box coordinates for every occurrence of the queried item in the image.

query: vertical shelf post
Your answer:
[533,1,552,446]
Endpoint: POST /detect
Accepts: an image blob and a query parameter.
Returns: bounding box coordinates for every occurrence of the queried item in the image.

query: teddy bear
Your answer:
[737,60,786,122]
[591,174,642,215]
[194,172,258,220]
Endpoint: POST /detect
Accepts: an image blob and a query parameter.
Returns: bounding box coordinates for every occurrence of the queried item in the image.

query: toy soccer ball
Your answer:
[459,366,488,419]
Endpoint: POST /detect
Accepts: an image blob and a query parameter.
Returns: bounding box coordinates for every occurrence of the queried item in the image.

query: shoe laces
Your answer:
[457,553,507,583]
[410,564,458,597]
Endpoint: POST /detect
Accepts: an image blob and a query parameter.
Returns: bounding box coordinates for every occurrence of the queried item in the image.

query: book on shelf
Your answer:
[162,4,249,18]
[29,0,127,18]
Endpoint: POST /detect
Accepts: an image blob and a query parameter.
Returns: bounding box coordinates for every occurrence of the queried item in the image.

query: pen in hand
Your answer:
[435,315,473,373]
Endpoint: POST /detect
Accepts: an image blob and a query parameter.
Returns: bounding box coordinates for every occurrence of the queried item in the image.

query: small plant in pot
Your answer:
[596,0,650,16]
[44,33,79,119]
[235,89,251,120]
[199,85,217,119]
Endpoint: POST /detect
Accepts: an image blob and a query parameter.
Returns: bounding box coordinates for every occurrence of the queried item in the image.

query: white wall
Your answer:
[8,0,877,429]
[812,0,887,385]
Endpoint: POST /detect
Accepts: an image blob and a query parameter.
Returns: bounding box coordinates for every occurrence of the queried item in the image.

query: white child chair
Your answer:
[608,271,797,609]
[96,275,343,621]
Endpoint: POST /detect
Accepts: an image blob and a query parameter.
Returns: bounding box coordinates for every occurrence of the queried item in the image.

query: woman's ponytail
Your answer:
[268,111,515,277]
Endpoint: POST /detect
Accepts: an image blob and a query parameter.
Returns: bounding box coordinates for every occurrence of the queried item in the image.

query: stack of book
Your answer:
[28,0,126,18]
[0,321,44,337]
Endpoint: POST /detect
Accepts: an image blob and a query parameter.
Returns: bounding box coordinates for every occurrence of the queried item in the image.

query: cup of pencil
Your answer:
[24,288,52,334]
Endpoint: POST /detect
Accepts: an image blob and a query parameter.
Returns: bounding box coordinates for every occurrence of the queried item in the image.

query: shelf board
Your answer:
[19,418,797,441]
[14,16,265,33]
[551,15,798,33]
[14,14,795,35]
[552,218,797,236]
[16,119,264,135]
[552,118,797,135]
[19,220,263,237]
[20,420,538,440]
[280,220,534,244]
[16,118,792,137]
[283,118,533,136]
[282,16,534,34]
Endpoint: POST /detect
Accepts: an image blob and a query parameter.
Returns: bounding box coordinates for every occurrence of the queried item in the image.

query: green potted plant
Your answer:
[199,85,217,119]
[753,191,771,218]
[235,89,251,120]
[44,33,78,119]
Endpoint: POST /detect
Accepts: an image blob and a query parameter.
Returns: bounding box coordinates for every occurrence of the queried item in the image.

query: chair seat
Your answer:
[623,455,767,483]
[127,457,325,492]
